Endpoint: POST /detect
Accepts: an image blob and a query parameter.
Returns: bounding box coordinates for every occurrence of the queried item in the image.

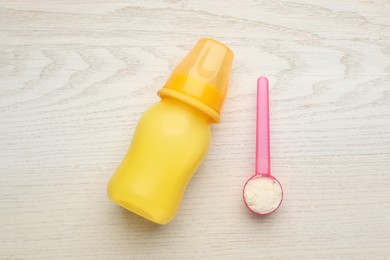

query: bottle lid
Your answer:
[158,38,234,122]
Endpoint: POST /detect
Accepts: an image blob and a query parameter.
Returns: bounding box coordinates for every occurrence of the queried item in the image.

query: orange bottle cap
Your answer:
[158,38,234,122]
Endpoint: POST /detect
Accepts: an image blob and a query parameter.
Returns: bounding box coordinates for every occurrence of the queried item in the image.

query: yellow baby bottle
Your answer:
[107,38,234,224]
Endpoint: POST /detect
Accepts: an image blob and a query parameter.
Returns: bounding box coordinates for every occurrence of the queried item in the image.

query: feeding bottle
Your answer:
[107,38,234,224]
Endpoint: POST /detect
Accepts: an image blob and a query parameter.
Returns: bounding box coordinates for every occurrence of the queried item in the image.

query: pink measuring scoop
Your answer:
[243,77,283,215]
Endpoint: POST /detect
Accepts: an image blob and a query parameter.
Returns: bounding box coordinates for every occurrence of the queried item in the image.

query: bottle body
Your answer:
[107,98,211,224]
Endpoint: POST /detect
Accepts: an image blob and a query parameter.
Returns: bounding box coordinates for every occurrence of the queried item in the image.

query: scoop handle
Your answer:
[256,77,270,176]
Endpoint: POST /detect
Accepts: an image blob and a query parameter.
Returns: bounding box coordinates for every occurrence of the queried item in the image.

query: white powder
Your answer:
[244,176,283,214]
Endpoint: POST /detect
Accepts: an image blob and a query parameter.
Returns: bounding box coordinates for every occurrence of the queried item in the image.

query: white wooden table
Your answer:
[1,1,389,259]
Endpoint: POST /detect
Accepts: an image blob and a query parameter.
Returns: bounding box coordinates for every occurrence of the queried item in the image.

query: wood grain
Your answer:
[1,0,389,259]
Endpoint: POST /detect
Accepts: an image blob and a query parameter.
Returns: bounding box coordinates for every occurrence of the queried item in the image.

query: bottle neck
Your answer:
[157,88,221,123]
[161,97,212,123]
